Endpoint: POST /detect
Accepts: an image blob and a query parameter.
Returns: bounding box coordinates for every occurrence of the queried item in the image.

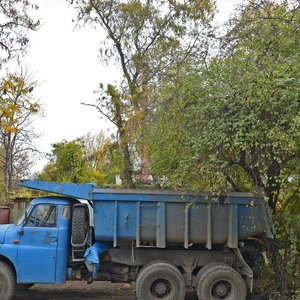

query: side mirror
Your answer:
[17,226,24,235]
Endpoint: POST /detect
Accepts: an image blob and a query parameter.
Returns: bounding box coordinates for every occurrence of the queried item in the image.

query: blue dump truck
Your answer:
[0,180,273,300]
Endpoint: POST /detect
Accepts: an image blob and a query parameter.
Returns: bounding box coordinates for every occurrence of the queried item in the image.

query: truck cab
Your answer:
[0,198,74,287]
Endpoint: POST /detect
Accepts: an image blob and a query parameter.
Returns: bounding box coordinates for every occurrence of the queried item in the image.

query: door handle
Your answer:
[51,236,58,242]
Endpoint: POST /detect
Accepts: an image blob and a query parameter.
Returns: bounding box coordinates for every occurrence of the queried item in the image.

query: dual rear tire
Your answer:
[196,262,247,300]
[136,261,247,300]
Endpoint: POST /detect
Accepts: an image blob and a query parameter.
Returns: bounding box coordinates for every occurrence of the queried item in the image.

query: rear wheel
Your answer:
[196,262,247,300]
[0,262,15,300]
[136,260,186,300]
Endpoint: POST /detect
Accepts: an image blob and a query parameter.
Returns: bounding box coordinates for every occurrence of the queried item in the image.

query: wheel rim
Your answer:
[150,278,175,299]
[210,279,237,299]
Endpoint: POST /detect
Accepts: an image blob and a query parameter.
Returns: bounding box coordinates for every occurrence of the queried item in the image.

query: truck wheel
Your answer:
[71,205,89,247]
[0,262,16,300]
[240,245,264,278]
[195,262,223,284]
[136,260,186,300]
[196,262,246,300]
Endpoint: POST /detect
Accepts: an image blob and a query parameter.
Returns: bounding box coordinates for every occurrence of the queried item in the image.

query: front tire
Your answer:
[136,260,186,300]
[196,262,247,300]
[0,262,16,300]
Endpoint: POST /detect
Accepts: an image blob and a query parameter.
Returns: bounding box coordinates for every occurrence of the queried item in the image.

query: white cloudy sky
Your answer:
[10,0,240,172]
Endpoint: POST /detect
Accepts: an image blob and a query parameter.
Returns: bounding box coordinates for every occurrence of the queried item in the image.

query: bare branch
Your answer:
[81,102,117,126]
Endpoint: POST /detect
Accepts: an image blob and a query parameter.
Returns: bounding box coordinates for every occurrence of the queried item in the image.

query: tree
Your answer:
[39,139,88,183]
[0,73,40,208]
[70,0,215,187]
[82,131,122,184]
[37,132,119,186]
[0,0,40,67]
[147,0,300,211]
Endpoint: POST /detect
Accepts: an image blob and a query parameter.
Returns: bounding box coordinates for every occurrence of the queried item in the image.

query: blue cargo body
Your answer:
[93,190,272,249]
[19,180,273,250]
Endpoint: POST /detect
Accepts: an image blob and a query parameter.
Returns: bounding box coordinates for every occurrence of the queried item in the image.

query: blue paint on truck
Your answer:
[0,197,72,285]
[0,180,273,300]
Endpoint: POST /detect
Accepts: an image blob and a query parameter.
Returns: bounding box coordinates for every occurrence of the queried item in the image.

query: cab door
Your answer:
[17,204,58,283]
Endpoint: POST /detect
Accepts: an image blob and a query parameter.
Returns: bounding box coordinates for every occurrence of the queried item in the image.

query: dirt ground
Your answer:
[11,281,267,299]
[12,282,198,300]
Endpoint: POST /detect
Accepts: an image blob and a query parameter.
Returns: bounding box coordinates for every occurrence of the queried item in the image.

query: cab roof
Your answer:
[31,196,76,206]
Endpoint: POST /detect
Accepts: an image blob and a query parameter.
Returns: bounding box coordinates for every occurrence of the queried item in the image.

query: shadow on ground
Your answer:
[12,281,267,300]
[12,282,199,300]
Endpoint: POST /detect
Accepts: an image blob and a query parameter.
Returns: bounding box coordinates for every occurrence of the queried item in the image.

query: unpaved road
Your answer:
[12,282,198,300]
[12,282,264,299]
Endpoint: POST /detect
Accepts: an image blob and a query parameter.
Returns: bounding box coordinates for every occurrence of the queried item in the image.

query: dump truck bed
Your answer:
[19,180,273,249]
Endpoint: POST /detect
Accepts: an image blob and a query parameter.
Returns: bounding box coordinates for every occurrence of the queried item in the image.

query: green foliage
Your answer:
[83,131,123,184]
[147,1,300,210]
[37,132,120,186]
[255,201,300,297]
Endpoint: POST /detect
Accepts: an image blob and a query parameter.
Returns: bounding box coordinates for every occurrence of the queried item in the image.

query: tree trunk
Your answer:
[121,140,135,188]
[2,133,15,223]
[3,156,14,223]
[119,124,134,188]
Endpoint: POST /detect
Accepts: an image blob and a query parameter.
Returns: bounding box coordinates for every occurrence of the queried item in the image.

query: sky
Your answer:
[11,0,240,173]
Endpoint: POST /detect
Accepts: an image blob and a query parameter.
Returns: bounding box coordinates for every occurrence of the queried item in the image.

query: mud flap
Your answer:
[233,248,253,292]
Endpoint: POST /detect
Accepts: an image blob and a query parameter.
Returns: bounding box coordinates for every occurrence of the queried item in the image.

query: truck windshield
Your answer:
[16,204,32,225]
